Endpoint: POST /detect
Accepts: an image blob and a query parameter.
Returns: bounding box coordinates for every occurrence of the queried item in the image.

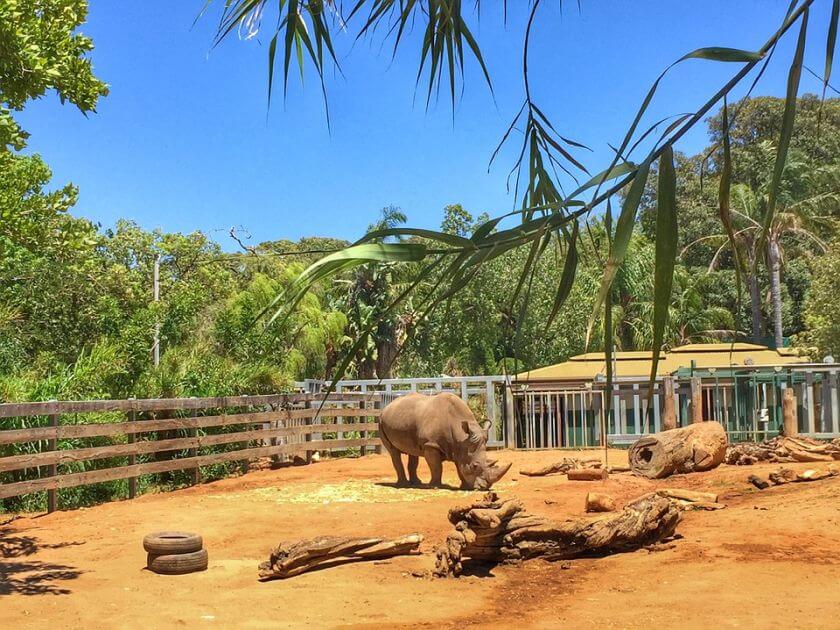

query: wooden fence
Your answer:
[0,392,382,511]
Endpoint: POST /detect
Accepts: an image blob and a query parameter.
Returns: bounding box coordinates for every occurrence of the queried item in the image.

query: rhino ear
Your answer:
[462,420,482,445]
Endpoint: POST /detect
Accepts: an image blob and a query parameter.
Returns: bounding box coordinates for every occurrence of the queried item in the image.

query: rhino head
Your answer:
[456,420,512,490]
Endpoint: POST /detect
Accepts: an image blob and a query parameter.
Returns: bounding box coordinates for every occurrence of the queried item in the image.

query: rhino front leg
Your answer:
[424,447,444,487]
[407,456,422,486]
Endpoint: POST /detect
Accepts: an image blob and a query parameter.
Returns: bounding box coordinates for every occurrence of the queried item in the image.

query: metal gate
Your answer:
[512,388,605,449]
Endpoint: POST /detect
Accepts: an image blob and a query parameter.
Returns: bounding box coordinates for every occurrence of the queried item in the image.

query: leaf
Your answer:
[646,145,678,431]
[586,159,652,347]
[679,47,764,63]
[544,222,579,331]
[757,7,808,260]
[355,227,475,249]
[826,0,839,89]
[717,97,742,275]
[262,243,428,329]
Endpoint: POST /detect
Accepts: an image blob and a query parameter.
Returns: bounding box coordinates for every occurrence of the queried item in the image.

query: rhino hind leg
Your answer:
[424,447,444,487]
[381,430,408,485]
[407,456,422,486]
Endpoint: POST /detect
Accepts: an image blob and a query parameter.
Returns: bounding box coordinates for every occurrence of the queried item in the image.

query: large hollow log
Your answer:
[259,533,423,580]
[629,421,728,479]
[434,492,681,577]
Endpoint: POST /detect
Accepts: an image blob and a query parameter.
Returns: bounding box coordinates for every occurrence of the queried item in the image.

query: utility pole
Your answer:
[152,254,160,367]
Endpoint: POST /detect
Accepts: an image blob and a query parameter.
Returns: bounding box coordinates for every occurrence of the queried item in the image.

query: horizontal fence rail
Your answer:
[0,392,382,509]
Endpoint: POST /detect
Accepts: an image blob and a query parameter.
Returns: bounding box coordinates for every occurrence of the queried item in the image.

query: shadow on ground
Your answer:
[0,522,85,596]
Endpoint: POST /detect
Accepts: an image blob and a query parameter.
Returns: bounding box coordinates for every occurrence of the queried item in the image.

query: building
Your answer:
[512,343,838,448]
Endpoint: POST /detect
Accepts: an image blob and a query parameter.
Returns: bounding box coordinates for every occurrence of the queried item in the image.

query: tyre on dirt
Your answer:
[147,548,208,575]
[142,531,203,555]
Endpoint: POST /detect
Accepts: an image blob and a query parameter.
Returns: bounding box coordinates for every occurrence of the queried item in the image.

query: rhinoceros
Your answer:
[379,392,511,489]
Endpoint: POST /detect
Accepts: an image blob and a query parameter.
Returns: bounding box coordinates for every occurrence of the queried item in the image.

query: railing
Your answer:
[303,375,507,447]
[0,392,381,510]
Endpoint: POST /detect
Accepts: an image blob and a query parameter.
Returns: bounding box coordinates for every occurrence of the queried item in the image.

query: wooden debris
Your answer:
[606,465,631,473]
[258,534,423,580]
[629,422,728,479]
[748,474,770,490]
[585,492,616,513]
[726,436,840,466]
[519,458,601,477]
[752,465,838,489]
[568,468,608,481]
[682,502,726,511]
[657,488,718,504]
[433,491,681,577]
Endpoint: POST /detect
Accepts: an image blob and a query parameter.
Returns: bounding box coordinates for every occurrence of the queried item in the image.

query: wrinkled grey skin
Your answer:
[379,392,511,490]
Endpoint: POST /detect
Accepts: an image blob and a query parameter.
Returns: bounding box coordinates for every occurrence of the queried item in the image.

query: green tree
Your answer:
[208,1,830,383]
[0,0,108,150]
[795,235,840,358]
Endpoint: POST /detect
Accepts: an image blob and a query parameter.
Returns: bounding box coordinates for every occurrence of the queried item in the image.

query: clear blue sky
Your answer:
[18,1,836,250]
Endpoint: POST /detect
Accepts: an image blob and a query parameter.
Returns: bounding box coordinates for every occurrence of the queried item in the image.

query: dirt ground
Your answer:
[2,448,839,629]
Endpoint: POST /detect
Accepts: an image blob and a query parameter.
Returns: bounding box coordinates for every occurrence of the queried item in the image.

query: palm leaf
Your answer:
[646,145,678,432]
[757,6,808,261]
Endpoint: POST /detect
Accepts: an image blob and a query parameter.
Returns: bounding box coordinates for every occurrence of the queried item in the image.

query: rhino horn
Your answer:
[484,461,512,487]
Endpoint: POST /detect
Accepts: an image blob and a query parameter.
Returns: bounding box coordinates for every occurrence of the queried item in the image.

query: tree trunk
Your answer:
[258,534,423,580]
[768,239,784,348]
[434,492,681,576]
[748,270,763,343]
[745,246,763,343]
[628,421,728,478]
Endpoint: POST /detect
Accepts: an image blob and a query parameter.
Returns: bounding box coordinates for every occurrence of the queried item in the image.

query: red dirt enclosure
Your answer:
[2,449,840,628]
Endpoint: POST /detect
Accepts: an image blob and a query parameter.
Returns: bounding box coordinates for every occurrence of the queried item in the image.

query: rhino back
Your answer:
[380,392,473,457]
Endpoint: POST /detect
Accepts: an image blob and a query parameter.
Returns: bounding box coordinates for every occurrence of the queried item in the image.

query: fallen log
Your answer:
[585,492,616,513]
[519,458,601,477]
[726,435,840,465]
[753,465,838,489]
[567,468,608,481]
[629,422,727,479]
[258,533,423,580]
[434,491,681,577]
[657,488,718,504]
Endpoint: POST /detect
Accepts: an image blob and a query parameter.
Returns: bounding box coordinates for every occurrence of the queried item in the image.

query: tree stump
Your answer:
[434,492,681,577]
[629,421,727,479]
[258,534,423,580]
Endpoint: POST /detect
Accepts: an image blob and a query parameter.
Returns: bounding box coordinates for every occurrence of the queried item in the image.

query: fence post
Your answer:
[374,395,382,454]
[128,397,137,500]
[690,377,703,424]
[662,377,677,431]
[47,399,58,513]
[304,396,313,464]
[504,383,516,449]
[485,379,497,444]
[783,387,798,436]
[189,397,200,485]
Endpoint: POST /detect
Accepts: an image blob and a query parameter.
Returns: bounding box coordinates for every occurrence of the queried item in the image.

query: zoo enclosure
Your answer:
[511,365,840,449]
[0,392,381,512]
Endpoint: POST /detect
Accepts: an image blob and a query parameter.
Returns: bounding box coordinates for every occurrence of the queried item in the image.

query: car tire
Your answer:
[147,548,208,575]
[143,531,203,555]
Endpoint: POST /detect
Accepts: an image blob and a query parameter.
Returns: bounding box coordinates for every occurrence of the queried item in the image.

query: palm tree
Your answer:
[342,206,414,379]
[687,145,839,347]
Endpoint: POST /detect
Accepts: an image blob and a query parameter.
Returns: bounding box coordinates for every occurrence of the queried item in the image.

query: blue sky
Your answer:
[18,1,836,250]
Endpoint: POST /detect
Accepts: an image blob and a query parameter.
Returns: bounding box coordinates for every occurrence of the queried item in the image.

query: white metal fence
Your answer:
[302,376,507,447]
